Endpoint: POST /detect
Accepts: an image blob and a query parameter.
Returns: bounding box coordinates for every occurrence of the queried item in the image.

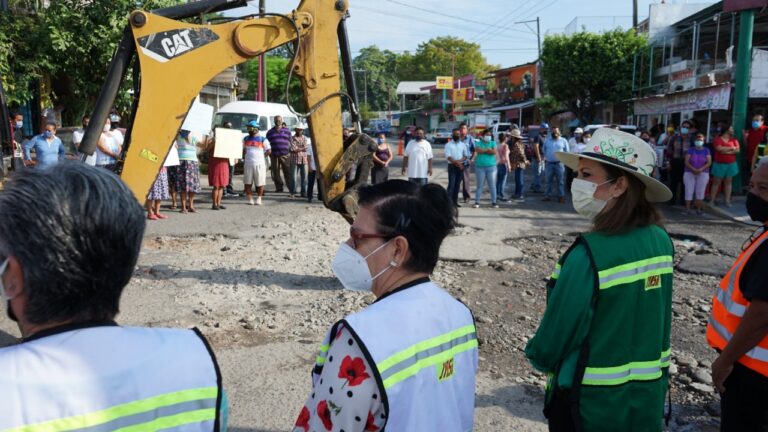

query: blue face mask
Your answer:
[43,131,53,139]
[377,138,384,144]
[180,131,190,139]
[694,140,704,147]
[680,127,689,135]
[753,121,763,129]
[15,121,22,129]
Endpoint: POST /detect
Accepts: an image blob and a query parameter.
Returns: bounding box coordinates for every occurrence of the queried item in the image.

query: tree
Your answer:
[352,46,399,112]
[0,0,183,124]
[541,29,646,125]
[242,55,305,112]
[396,37,496,82]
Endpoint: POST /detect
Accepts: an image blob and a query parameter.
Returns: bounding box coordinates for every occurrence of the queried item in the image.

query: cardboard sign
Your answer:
[180,100,215,134]
[213,127,244,159]
[163,144,180,167]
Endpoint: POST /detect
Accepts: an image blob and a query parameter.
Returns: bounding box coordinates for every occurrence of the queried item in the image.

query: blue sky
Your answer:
[235,0,667,68]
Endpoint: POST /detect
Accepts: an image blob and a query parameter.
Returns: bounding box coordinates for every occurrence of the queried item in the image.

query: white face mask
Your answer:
[103,124,111,132]
[0,258,12,301]
[571,178,614,219]
[331,240,395,292]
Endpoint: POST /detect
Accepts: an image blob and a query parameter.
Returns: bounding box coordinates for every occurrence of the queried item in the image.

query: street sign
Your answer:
[436,76,453,90]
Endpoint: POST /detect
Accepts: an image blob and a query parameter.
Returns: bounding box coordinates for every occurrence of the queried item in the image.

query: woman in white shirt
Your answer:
[95,119,122,172]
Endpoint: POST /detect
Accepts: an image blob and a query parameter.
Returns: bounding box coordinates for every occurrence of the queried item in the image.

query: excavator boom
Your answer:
[78,0,372,221]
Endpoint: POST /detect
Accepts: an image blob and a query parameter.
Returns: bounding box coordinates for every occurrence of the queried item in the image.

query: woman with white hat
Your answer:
[526,128,674,431]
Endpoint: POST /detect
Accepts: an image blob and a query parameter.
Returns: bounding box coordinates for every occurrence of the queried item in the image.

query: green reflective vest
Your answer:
[548,225,674,431]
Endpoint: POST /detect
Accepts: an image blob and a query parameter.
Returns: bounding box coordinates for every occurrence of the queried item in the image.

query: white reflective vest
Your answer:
[0,326,222,432]
[322,281,478,432]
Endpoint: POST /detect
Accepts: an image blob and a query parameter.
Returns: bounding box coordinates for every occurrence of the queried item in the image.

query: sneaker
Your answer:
[472,203,480,208]
[256,197,263,205]
[725,202,733,208]
[696,209,704,216]
[492,203,500,208]
[248,198,255,205]
[515,196,525,201]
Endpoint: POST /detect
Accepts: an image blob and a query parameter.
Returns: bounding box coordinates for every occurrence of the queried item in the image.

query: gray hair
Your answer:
[0,162,145,324]
[758,157,768,170]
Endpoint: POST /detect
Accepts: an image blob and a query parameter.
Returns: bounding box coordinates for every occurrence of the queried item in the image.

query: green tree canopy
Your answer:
[541,29,647,125]
[351,46,399,112]
[0,0,181,124]
[396,36,496,82]
[243,54,305,112]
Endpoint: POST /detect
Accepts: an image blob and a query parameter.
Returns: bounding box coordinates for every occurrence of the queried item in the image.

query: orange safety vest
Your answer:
[707,229,768,377]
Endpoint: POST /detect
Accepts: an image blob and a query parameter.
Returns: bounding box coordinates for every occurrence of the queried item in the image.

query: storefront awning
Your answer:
[487,100,536,112]
[634,84,732,115]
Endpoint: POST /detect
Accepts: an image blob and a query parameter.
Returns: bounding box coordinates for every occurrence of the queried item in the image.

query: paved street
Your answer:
[0,141,754,431]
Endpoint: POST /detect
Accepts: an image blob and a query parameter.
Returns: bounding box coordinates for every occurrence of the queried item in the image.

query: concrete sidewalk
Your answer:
[704,195,760,227]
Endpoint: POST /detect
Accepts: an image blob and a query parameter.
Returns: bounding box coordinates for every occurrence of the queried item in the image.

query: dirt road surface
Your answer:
[0,149,753,431]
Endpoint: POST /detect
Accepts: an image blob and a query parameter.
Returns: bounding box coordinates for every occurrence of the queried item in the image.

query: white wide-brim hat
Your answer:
[556,128,672,202]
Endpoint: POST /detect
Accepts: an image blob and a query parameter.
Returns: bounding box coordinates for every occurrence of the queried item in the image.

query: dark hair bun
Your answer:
[358,180,457,273]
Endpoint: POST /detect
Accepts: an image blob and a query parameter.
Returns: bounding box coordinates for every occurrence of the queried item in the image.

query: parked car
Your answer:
[427,128,451,144]
[492,122,518,137]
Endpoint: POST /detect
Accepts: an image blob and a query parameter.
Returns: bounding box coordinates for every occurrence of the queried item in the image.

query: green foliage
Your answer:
[358,103,374,127]
[351,46,398,112]
[396,36,496,82]
[243,55,305,112]
[0,0,182,124]
[536,95,565,121]
[541,29,646,124]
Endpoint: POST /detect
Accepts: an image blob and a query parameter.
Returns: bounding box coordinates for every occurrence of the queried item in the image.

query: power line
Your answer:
[382,0,534,36]
[353,5,537,43]
[475,0,558,44]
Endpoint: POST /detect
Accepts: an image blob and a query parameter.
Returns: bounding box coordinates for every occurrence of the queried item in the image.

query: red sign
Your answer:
[724,0,768,12]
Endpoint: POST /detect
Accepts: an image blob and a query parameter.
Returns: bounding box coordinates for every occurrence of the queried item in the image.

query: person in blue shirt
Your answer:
[542,127,570,203]
[23,122,66,169]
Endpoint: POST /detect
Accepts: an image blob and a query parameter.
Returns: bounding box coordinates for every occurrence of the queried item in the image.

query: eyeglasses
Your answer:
[349,227,392,249]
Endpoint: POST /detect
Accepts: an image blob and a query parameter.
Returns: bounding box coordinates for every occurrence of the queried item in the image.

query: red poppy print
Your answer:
[317,400,333,431]
[338,355,371,387]
[294,406,310,432]
[365,411,380,431]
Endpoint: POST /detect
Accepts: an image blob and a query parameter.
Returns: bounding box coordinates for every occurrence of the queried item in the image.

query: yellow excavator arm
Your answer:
[78,0,374,221]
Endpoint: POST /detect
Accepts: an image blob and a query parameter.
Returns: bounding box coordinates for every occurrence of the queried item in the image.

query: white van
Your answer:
[213,101,300,136]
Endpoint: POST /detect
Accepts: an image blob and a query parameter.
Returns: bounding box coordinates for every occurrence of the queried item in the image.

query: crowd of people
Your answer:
[2,133,767,431]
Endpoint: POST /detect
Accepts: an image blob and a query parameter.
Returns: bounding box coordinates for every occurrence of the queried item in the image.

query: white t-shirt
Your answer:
[305,137,316,171]
[72,128,96,166]
[243,136,271,164]
[404,139,433,179]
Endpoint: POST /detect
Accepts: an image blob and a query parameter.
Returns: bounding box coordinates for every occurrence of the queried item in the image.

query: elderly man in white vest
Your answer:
[0,163,227,431]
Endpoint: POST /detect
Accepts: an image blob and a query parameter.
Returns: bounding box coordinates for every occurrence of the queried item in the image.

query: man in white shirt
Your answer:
[401,127,433,185]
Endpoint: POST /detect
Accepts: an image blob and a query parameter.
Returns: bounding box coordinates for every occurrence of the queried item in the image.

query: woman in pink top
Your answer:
[496,133,511,201]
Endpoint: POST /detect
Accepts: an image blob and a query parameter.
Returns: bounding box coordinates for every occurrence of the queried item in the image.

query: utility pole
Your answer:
[257,0,267,102]
[632,0,638,29]
[515,18,541,59]
[732,9,755,193]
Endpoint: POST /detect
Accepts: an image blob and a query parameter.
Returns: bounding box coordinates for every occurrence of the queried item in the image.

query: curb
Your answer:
[703,203,760,227]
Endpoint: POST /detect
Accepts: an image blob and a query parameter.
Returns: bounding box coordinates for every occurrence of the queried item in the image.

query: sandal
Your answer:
[156,213,168,219]
[180,208,188,214]
[147,214,159,220]
[189,207,197,213]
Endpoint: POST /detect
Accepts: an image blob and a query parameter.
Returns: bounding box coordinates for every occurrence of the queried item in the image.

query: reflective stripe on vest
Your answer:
[316,343,330,365]
[597,255,674,290]
[582,350,671,386]
[6,387,218,432]
[550,263,562,280]
[707,230,768,376]
[377,325,478,389]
